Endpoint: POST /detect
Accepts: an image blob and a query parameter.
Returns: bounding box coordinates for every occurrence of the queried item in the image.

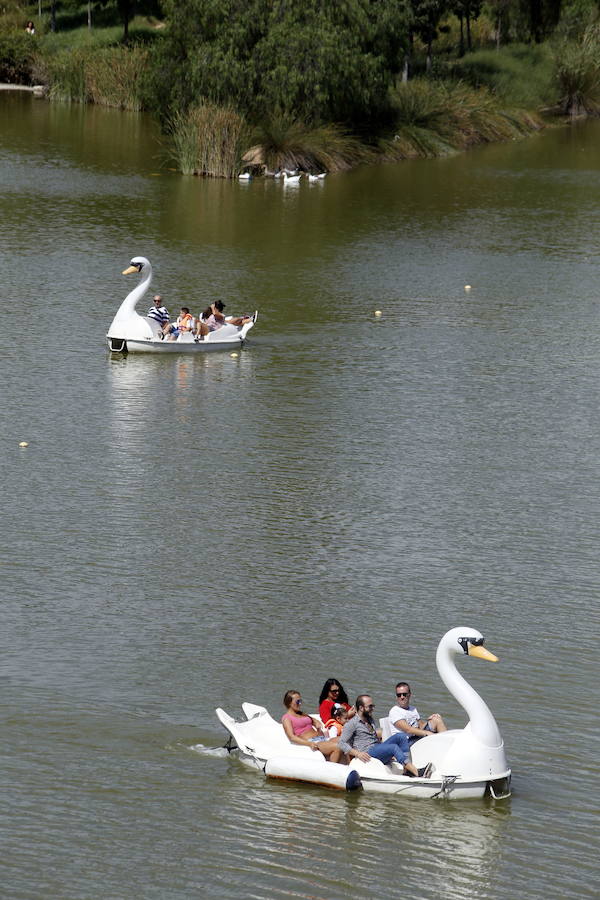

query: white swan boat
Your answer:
[216,627,512,800]
[106,256,257,353]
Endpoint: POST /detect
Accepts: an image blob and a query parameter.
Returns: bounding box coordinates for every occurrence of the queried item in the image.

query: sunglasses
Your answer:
[293,699,303,705]
[330,688,340,693]
[366,704,375,710]
[396,692,410,698]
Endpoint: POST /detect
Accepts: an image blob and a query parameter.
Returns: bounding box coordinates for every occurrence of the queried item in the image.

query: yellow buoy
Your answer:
[464,285,472,291]
[230,352,239,358]
[19,441,29,448]
[374,310,382,317]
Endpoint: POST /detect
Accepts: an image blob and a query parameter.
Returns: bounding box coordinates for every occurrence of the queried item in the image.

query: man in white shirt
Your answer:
[388,682,447,745]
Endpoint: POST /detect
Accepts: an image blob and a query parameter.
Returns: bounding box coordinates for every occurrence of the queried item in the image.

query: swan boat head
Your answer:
[106,256,158,342]
[408,627,510,785]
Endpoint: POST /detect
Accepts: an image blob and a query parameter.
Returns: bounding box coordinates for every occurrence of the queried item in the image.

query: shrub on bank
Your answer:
[0,32,38,84]
[381,78,542,160]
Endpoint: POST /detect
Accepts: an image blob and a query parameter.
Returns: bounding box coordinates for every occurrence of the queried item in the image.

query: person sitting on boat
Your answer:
[165,307,195,341]
[388,682,447,746]
[147,295,170,335]
[318,678,356,725]
[338,694,427,776]
[281,690,343,762]
[324,704,349,738]
[195,301,253,339]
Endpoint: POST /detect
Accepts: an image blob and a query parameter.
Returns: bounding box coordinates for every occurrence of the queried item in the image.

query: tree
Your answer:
[152,0,412,126]
[409,0,449,71]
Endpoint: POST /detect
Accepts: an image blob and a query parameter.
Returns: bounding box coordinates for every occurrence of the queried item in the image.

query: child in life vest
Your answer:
[325,705,349,738]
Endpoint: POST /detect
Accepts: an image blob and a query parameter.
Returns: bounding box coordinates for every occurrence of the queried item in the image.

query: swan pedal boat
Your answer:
[106,256,257,353]
[216,628,512,800]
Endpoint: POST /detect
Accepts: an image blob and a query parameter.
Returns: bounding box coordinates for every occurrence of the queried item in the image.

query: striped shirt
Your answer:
[148,304,169,325]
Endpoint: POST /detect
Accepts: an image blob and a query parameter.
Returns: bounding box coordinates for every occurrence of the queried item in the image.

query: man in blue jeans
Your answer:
[338,694,432,777]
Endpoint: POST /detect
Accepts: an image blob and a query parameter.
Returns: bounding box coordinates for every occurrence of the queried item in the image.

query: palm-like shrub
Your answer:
[247,116,373,173]
[554,25,600,117]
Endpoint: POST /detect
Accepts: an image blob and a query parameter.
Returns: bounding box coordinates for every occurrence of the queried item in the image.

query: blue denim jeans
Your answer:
[368,733,410,764]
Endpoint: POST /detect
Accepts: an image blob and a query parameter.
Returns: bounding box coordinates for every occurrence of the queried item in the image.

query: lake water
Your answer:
[1,92,598,899]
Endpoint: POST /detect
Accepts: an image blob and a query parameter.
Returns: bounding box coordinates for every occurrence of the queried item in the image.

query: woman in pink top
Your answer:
[281,690,342,762]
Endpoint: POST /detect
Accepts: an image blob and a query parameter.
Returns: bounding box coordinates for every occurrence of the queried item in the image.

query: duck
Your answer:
[407,627,510,784]
[106,256,157,342]
[307,172,327,182]
[282,171,302,184]
[238,172,252,181]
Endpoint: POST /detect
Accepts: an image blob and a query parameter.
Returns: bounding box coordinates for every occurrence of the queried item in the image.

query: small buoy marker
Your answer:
[19,441,29,448]
[374,310,382,317]
[230,352,239,358]
[464,285,472,291]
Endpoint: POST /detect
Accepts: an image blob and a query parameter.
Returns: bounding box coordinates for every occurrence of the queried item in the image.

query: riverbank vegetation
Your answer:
[2,0,600,175]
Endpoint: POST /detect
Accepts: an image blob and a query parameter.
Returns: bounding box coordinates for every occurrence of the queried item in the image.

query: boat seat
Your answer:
[379,716,394,740]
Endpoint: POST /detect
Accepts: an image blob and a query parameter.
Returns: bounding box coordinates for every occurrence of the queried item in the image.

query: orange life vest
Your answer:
[177,313,194,331]
[325,718,343,736]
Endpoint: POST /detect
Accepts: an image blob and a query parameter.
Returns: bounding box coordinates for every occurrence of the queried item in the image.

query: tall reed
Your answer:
[47,45,147,110]
[169,104,248,178]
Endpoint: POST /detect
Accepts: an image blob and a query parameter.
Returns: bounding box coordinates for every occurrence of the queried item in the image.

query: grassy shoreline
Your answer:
[2,7,598,177]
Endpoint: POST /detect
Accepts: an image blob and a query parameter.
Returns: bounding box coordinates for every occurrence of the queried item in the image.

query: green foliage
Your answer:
[168,103,248,177]
[553,23,600,115]
[447,43,555,106]
[0,31,38,83]
[149,0,410,128]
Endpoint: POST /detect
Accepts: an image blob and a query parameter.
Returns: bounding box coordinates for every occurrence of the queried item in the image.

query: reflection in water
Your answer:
[2,93,598,900]
[205,756,509,899]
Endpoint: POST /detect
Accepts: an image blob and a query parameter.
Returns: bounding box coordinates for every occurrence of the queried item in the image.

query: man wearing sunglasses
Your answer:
[389,682,447,745]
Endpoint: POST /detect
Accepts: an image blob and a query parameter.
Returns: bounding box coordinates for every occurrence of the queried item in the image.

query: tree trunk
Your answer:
[402,53,409,83]
[88,2,92,29]
[50,0,57,32]
[426,39,433,73]
[466,12,472,51]
[459,13,465,57]
[496,13,501,49]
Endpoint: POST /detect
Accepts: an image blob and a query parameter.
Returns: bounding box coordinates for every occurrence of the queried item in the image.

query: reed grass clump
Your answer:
[46,45,148,109]
[169,104,248,178]
[85,46,147,111]
[381,78,542,160]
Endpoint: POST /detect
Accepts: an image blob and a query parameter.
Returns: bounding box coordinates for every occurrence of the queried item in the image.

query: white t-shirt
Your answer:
[388,704,421,733]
